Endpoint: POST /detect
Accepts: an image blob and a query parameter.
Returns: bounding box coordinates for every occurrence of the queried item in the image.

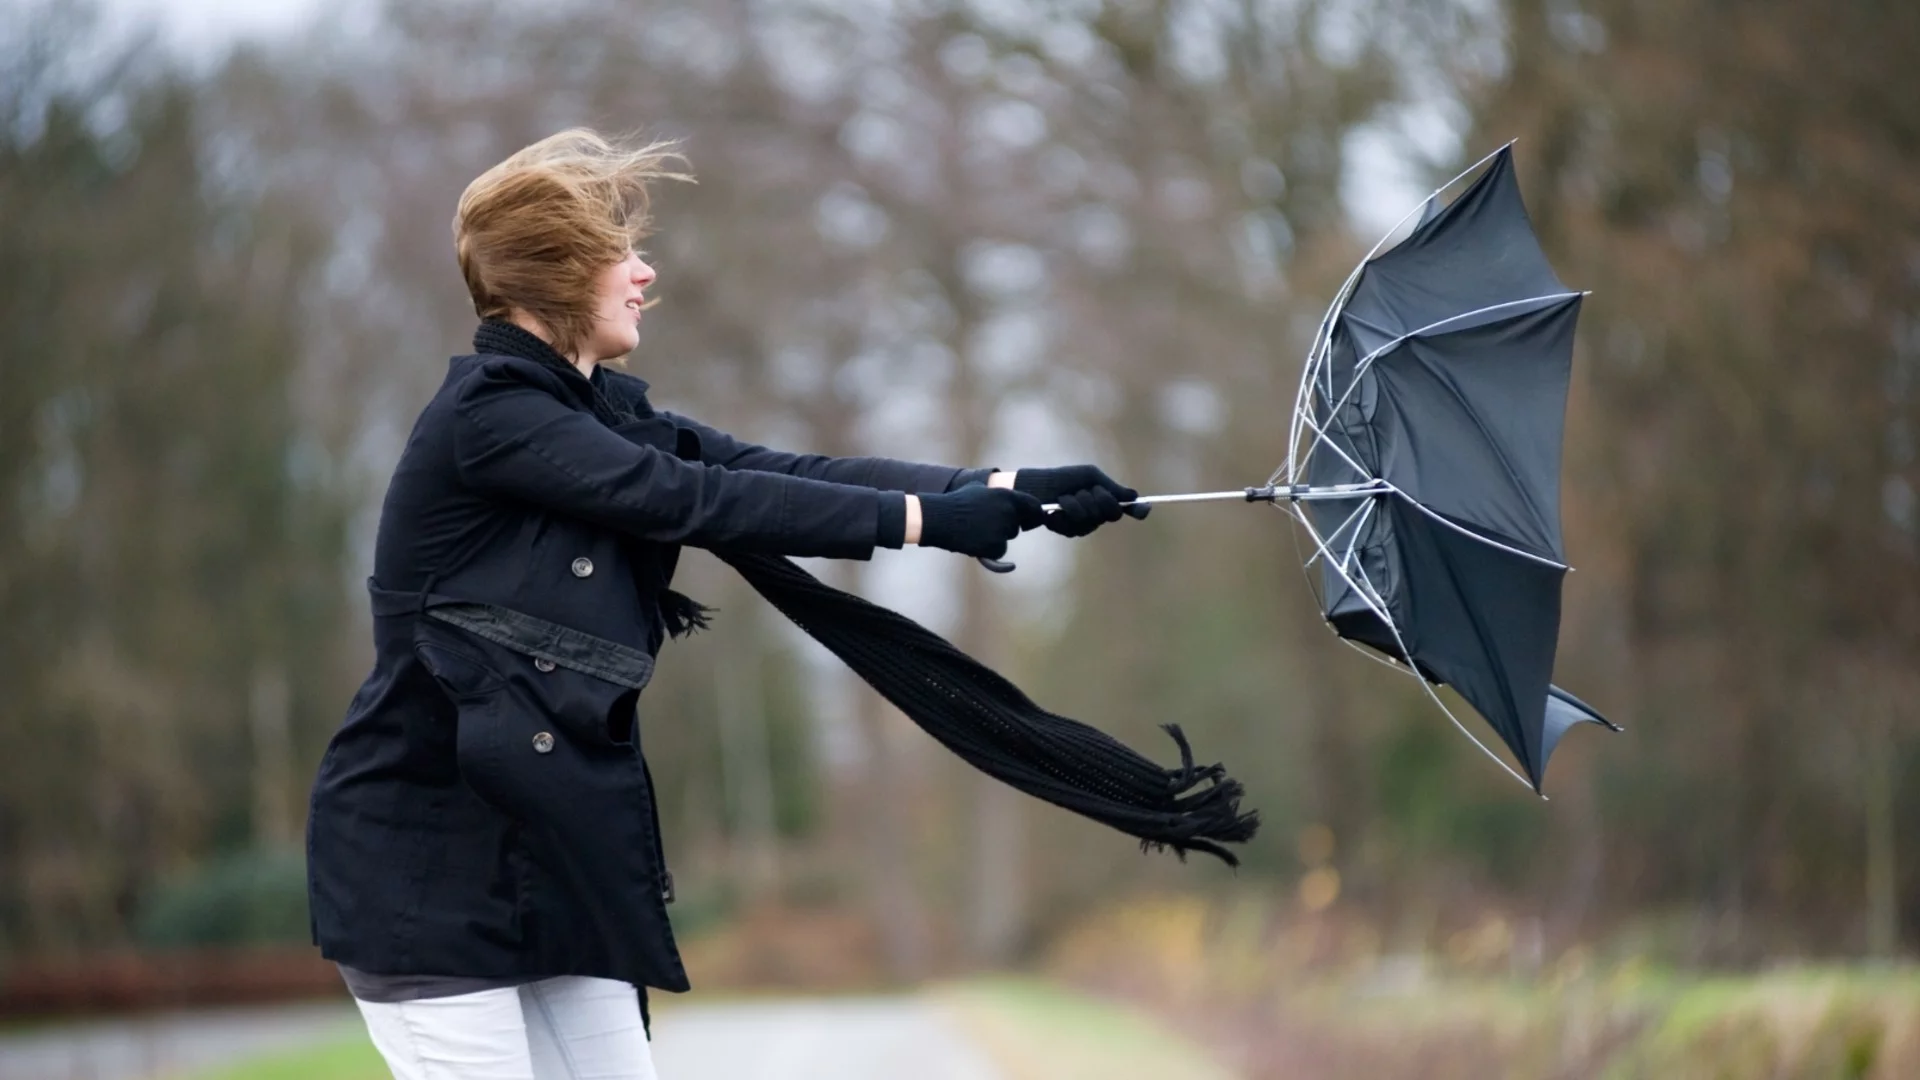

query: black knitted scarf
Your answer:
[474,321,1259,865]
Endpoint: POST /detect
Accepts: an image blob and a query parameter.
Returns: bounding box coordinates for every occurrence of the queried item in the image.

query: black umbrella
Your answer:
[1285,144,1621,792]
[1036,145,1618,793]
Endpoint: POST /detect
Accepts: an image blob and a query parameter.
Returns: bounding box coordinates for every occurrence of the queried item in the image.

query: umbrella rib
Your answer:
[1398,299,1584,551]
[1305,495,1367,568]
[1361,291,1586,366]
[1287,503,1468,694]
[1284,503,1534,792]
[1302,494,1378,570]
[1416,671,1538,795]
[1294,409,1375,484]
[1413,499,1545,782]
[1319,292,1586,450]
[1288,506,1389,629]
[1284,337,1329,483]
[1287,291,1586,548]
[1288,292,1582,493]
[1287,141,1520,485]
[1291,360,1361,486]
[1351,140,1519,269]
[1383,485,1569,571]
[1288,280,1367,482]
[1336,634,1416,673]
[1336,495,1379,572]
[1344,558,1535,792]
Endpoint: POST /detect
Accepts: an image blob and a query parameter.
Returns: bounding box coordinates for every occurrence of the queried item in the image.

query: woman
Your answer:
[305,129,1145,1078]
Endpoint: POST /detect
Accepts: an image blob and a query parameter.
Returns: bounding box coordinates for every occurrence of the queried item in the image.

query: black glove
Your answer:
[1013,464,1151,538]
[918,484,1046,559]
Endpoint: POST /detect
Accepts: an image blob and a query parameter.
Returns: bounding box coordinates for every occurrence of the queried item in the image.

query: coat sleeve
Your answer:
[452,361,889,558]
[662,410,994,493]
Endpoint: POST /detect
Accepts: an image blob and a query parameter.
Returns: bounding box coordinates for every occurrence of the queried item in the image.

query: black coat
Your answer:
[306,327,979,992]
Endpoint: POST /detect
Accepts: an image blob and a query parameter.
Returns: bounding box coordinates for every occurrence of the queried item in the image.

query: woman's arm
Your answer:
[452,360,899,558]
[662,411,998,494]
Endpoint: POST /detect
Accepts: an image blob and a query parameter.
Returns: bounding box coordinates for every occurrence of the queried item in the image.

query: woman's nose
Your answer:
[633,258,657,288]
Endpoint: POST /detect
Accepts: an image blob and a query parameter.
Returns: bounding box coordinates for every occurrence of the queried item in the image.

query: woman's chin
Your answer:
[599,331,641,361]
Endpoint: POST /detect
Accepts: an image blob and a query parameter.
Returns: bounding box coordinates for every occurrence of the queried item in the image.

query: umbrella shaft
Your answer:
[1040,483,1382,513]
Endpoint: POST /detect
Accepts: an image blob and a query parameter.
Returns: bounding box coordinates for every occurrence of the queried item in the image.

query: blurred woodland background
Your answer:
[2,0,1918,1074]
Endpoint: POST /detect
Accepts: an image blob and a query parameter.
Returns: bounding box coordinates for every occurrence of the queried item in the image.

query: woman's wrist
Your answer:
[907,472,1007,546]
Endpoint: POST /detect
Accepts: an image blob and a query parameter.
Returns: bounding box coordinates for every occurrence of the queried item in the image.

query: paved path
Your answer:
[0,996,1004,1080]
[0,1001,362,1079]
[651,997,1004,1080]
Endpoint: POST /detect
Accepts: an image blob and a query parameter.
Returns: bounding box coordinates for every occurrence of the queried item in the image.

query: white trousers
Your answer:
[353,975,659,1080]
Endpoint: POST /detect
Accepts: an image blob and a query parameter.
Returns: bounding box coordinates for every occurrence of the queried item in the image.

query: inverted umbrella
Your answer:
[1043,145,1619,793]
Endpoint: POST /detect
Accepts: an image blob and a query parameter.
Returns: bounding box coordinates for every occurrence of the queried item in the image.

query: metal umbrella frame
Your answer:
[1039,143,1616,793]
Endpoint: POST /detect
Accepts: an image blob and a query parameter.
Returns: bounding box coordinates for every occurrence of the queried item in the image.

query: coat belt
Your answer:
[366,580,656,690]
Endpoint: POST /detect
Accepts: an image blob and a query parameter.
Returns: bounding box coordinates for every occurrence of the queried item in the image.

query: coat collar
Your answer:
[471,319,652,419]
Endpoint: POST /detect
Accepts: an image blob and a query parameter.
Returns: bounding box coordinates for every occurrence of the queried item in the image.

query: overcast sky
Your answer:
[95,0,327,55]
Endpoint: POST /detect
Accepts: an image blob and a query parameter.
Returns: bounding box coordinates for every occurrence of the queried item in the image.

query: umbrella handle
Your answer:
[972,486,1296,573]
[1040,487,1281,511]
[1043,483,1386,510]
[970,485,1375,572]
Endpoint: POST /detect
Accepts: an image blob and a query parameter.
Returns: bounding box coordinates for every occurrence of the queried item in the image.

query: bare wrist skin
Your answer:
[988,470,1017,490]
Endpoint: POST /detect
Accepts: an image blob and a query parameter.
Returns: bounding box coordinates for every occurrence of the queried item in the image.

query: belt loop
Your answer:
[417,571,440,614]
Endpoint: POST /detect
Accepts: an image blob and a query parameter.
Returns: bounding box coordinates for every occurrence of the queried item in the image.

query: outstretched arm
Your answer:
[663,411,996,494]
[454,361,896,558]
[452,362,1042,560]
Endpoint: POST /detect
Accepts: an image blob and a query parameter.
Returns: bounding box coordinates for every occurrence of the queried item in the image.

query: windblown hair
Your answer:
[453,129,689,359]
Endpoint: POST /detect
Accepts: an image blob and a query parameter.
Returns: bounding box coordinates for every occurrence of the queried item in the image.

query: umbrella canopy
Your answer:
[1288,146,1619,792]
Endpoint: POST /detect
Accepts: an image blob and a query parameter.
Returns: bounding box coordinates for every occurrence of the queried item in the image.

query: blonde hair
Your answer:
[453,129,690,358]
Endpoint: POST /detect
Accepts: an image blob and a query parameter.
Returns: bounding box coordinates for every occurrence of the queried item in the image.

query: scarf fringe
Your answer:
[659,589,715,639]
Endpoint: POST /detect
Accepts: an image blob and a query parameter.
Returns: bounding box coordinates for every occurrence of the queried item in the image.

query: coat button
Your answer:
[570,557,594,578]
[531,731,555,754]
[533,657,556,673]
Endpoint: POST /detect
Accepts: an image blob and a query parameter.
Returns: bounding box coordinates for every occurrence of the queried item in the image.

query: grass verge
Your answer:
[174,1031,385,1080]
[936,975,1239,1080]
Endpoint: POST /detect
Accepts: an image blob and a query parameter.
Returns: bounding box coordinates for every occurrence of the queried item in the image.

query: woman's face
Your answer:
[583,249,656,362]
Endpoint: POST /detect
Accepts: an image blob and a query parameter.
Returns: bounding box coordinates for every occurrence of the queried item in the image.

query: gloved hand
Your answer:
[1012,464,1151,538]
[916,484,1046,559]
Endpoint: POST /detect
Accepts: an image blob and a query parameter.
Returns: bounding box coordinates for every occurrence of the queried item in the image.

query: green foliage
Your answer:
[134,848,311,948]
[0,9,354,951]
[179,1032,383,1080]
[1375,712,1545,888]
[1602,973,1912,1080]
